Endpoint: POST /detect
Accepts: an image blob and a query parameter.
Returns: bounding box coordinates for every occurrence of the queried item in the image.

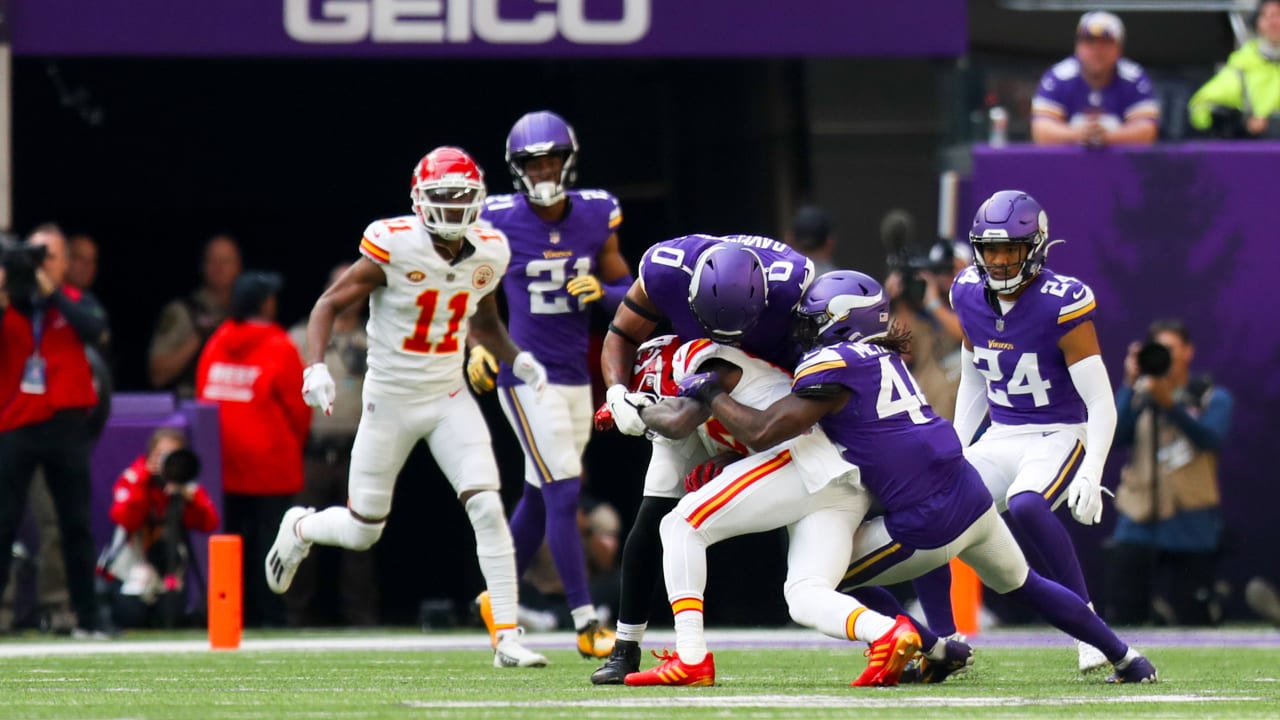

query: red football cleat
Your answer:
[624,649,715,687]
[852,615,922,687]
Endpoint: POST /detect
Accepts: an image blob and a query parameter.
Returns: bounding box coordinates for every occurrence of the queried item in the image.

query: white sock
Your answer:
[852,609,896,642]
[616,622,647,643]
[1115,647,1139,669]
[673,606,707,664]
[297,507,355,548]
[571,605,598,632]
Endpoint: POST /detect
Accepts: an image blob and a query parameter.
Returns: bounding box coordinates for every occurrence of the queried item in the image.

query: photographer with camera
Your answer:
[0,223,111,636]
[1107,319,1234,626]
[97,428,219,628]
[881,210,969,421]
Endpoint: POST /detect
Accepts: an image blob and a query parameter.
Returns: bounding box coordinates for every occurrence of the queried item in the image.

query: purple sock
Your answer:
[912,565,958,637]
[848,586,939,650]
[508,483,546,576]
[542,477,593,611]
[1005,492,1091,603]
[1004,570,1128,662]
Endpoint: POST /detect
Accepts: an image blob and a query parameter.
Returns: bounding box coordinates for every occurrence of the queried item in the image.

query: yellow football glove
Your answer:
[467,345,499,393]
[566,274,605,304]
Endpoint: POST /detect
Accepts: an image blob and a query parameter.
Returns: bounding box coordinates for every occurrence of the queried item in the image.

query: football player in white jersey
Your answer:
[619,335,924,688]
[264,147,550,668]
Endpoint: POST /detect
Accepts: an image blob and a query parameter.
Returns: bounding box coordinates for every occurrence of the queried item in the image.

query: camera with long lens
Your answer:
[1136,341,1172,378]
[881,210,932,307]
[0,235,50,300]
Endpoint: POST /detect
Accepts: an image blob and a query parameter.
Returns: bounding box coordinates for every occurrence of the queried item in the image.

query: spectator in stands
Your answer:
[1188,0,1280,138]
[97,428,219,628]
[196,271,310,627]
[786,205,839,276]
[284,263,378,627]
[0,224,110,637]
[1106,319,1233,626]
[1031,11,1159,146]
[150,235,242,398]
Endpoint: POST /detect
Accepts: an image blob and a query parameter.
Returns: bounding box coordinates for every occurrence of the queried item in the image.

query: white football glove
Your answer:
[606,384,653,436]
[512,351,548,401]
[302,363,336,416]
[1066,472,1104,525]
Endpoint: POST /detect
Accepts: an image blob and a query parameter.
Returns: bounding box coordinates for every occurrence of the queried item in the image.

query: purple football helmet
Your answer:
[505,110,579,207]
[688,243,768,345]
[969,190,1050,293]
[793,270,890,349]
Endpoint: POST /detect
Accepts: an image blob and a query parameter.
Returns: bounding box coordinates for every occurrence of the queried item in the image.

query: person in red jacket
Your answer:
[97,427,219,628]
[0,224,110,636]
[196,271,310,627]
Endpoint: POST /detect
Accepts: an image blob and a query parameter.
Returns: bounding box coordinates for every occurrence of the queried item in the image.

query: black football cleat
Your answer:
[591,639,641,685]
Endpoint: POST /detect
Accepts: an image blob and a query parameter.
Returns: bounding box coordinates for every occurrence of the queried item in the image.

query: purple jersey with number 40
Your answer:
[639,234,812,368]
[791,341,992,549]
[950,266,1097,426]
[482,190,622,386]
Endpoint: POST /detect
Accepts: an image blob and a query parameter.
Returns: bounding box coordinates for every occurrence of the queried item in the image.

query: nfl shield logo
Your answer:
[549,230,561,245]
[996,318,1005,332]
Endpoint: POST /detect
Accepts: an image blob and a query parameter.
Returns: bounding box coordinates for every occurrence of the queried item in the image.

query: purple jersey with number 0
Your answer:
[638,234,812,368]
[482,190,622,386]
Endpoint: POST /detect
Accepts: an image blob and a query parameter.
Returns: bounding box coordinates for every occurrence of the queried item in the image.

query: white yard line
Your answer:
[402,695,1263,709]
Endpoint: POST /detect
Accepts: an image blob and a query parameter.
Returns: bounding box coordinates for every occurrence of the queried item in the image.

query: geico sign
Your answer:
[285,0,651,44]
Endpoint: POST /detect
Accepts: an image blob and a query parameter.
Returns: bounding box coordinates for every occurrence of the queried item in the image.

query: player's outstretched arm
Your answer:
[305,257,384,365]
[706,390,845,454]
[638,398,712,440]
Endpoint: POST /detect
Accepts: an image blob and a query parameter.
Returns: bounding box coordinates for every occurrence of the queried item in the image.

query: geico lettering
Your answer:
[284,0,650,45]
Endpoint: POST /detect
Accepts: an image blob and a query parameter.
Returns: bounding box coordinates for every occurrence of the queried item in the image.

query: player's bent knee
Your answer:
[464,490,514,558]
[658,511,696,547]
[783,576,826,627]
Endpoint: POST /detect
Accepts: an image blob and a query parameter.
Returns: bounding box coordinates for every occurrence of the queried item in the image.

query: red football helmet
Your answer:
[631,334,682,398]
[410,146,486,241]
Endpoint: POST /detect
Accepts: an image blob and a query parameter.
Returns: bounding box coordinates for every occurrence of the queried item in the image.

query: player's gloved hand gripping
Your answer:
[604,384,654,436]
[467,345,499,393]
[1066,472,1105,525]
[677,371,725,404]
[566,274,605,304]
[302,363,337,416]
[512,351,548,400]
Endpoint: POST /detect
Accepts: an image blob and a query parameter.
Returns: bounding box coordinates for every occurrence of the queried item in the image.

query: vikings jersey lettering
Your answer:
[482,190,622,387]
[358,216,510,395]
[672,339,859,491]
[791,342,990,546]
[951,266,1096,426]
[639,234,813,368]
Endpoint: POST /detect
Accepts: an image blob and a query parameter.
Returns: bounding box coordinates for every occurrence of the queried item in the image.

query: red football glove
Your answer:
[683,452,744,494]
[593,402,615,431]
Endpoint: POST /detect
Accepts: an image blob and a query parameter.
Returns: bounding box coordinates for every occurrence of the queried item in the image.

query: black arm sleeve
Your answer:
[793,383,846,400]
[50,290,109,346]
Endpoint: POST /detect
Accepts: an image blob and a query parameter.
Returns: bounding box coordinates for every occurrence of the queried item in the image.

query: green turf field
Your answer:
[1,631,1276,719]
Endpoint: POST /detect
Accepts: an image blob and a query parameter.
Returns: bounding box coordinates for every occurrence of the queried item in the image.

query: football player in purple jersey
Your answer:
[677,270,1157,685]
[949,190,1117,673]
[470,111,633,659]
[590,238,813,684]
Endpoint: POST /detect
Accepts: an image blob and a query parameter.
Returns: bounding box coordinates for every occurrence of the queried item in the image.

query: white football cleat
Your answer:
[265,506,315,594]
[1078,639,1109,674]
[493,627,549,668]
